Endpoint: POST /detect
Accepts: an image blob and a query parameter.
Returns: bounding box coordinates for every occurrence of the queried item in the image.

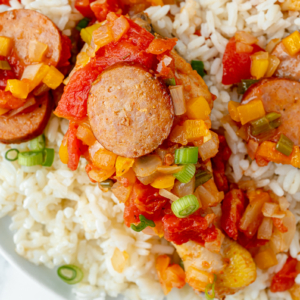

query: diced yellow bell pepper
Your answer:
[80,23,102,45]
[5,79,30,99]
[237,100,265,125]
[88,167,116,182]
[59,137,68,164]
[290,284,300,300]
[0,107,8,116]
[116,156,135,177]
[151,175,175,189]
[28,40,48,63]
[92,148,117,170]
[21,63,50,92]
[42,66,64,89]
[0,37,13,57]
[251,51,269,79]
[254,248,278,269]
[265,55,280,77]
[91,23,114,52]
[186,96,211,120]
[228,101,241,122]
[183,119,209,142]
[282,31,300,56]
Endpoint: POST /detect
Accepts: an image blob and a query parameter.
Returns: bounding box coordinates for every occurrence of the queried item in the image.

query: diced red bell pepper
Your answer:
[221,189,246,240]
[57,35,72,69]
[222,37,264,85]
[162,213,218,245]
[270,257,299,293]
[237,231,268,249]
[67,122,81,171]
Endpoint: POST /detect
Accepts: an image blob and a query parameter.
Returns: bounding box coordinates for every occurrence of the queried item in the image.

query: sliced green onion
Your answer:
[130,215,156,232]
[18,151,44,166]
[5,148,19,161]
[173,164,196,183]
[29,134,45,151]
[205,274,217,300]
[76,17,90,31]
[100,179,114,188]
[175,147,198,164]
[165,78,176,86]
[57,264,83,285]
[195,169,213,189]
[191,60,205,77]
[171,195,200,218]
[0,60,11,70]
[42,148,55,167]
[237,79,259,94]
[250,112,281,136]
[276,134,294,156]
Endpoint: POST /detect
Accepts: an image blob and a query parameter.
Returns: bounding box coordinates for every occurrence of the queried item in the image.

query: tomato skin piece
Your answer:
[58,35,72,69]
[270,257,299,293]
[221,189,246,240]
[222,37,264,85]
[67,122,82,171]
[75,0,95,18]
[55,18,155,120]
[162,214,218,245]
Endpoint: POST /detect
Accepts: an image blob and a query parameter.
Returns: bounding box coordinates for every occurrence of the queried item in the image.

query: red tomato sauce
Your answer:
[55,18,155,120]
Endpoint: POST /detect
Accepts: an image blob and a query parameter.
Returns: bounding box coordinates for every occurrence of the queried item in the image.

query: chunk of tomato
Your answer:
[270,257,299,293]
[222,37,264,85]
[75,0,95,18]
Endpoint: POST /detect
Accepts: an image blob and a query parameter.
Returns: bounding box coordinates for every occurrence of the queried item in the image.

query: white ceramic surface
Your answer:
[0,216,121,300]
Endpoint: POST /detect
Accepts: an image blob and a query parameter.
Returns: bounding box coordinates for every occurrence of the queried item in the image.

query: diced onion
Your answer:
[28,40,48,63]
[111,248,129,273]
[169,85,186,116]
[266,38,280,53]
[235,31,258,45]
[159,189,179,202]
[137,171,160,185]
[157,55,172,73]
[57,265,83,285]
[171,194,200,218]
[173,164,196,183]
[157,165,183,174]
[89,141,103,159]
[172,176,195,198]
[278,197,290,211]
[262,202,279,217]
[257,217,273,240]
[6,97,36,118]
[133,155,162,177]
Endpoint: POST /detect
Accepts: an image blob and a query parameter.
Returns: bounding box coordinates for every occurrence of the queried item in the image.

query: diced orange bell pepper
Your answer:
[251,51,269,79]
[186,96,211,120]
[290,284,300,300]
[92,148,117,170]
[146,38,178,55]
[116,156,135,177]
[59,134,69,164]
[237,100,265,125]
[183,119,209,142]
[76,125,96,146]
[5,79,30,99]
[112,15,130,42]
[88,167,116,182]
[151,175,175,189]
[0,36,13,56]
[228,101,241,122]
[254,248,278,269]
[282,31,300,56]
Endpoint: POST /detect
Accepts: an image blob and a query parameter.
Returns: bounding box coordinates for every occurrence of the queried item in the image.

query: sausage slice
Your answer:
[88,62,174,158]
[242,78,300,145]
[0,9,62,66]
[0,93,53,144]
[271,42,300,81]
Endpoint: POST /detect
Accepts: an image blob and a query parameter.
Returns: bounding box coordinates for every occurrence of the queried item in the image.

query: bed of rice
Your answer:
[1,0,300,299]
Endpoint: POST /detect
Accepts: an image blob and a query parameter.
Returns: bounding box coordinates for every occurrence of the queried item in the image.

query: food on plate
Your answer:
[1,1,300,300]
[0,9,70,144]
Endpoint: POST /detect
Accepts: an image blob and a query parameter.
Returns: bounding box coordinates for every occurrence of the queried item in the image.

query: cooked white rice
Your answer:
[1,0,300,299]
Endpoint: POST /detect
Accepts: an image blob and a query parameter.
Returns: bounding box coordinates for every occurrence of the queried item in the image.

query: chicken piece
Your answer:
[175,237,257,298]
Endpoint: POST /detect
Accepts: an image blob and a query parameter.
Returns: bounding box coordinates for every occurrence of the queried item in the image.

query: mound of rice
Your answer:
[1,0,300,300]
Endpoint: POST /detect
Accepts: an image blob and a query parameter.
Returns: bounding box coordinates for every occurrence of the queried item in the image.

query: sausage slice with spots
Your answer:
[242,78,300,145]
[0,93,53,144]
[88,62,174,158]
[0,9,62,66]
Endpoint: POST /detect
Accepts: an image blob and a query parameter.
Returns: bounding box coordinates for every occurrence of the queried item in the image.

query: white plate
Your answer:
[0,216,121,300]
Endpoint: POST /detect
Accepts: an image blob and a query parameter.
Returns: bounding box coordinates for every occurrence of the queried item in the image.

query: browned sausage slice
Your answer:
[242,78,300,145]
[271,42,300,81]
[88,62,174,158]
[0,93,53,144]
[0,9,62,66]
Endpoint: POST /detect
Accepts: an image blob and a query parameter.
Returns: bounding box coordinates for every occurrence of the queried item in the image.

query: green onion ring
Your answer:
[57,264,83,285]
[173,164,196,183]
[205,274,217,300]
[29,134,45,152]
[5,149,19,161]
[171,195,200,218]
[18,151,44,166]
[42,148,55,167]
